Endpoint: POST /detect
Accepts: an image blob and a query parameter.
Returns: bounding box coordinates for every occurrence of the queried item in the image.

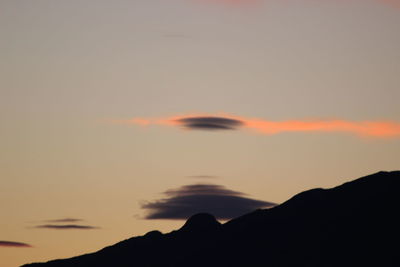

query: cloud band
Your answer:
[112,113,400,138]
[34,224,99,230]
[0,241,32,248]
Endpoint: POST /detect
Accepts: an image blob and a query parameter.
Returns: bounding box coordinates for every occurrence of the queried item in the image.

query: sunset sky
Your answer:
[1,0,400,266]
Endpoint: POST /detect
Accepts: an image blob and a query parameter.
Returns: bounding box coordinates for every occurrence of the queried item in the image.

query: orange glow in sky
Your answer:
[116,113,400,138]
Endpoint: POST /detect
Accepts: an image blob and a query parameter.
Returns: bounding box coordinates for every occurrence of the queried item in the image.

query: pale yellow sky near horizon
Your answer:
[1,0,400,266]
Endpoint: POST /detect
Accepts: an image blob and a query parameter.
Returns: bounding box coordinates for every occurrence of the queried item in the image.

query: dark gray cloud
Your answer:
[142,184,276,220]
[0,241,32,248]
[34,224,99,230]
[44,218,83,223]
[176,116,244,131]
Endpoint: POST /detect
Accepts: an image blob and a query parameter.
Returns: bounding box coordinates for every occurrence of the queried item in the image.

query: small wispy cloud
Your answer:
[141,183,276,220]
[0,241,32,248]
[44,218,83,223]
[188,175,219,179]
[34,224,99,230]
[110,113,400,139]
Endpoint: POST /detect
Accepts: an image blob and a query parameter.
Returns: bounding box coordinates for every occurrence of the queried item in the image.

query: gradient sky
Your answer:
[1,0,400,266]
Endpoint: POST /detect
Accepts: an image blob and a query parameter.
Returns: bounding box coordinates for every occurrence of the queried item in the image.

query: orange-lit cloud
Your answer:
[112,113,400,138]
[242,118,400,138]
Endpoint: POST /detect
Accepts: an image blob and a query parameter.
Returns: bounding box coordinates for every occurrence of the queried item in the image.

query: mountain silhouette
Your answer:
[179,213,221,231]
[22,171,400,267]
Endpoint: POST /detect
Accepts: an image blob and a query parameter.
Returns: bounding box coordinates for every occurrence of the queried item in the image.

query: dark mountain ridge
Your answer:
[23,171,400,267]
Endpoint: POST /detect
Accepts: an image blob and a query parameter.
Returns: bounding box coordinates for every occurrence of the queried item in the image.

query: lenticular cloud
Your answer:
[142,183,276,220]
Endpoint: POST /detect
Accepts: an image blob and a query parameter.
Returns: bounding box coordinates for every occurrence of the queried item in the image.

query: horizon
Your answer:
[18,170,400,266]
[1,1,400,266]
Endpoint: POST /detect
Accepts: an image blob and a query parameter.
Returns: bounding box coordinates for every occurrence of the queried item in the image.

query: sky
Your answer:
[1,0,400,266]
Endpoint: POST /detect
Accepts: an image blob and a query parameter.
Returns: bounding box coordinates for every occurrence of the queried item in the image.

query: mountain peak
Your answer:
[180,213,221,232]
[21,171,400,267]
